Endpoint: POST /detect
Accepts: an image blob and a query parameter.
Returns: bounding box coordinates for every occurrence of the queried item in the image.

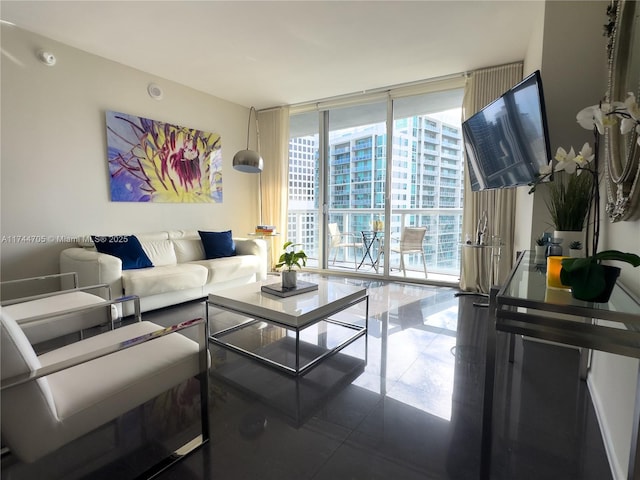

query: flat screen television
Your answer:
[462,70,552,191]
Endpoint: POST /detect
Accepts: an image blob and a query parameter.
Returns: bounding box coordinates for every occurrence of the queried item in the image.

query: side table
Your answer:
[249,232,280,274]
[357,230,383,272]
[456,241,502,306]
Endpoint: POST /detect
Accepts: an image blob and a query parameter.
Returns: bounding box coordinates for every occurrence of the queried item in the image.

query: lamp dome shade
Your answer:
[232,149,263,173]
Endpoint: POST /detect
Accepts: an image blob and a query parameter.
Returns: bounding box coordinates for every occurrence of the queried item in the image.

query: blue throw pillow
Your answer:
[198,230,237,259]
[92,235,153,270]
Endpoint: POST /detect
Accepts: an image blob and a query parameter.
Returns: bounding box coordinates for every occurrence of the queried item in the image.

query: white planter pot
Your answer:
[534,245,547,263]
[282,270,297,289]
[553,230,584,253]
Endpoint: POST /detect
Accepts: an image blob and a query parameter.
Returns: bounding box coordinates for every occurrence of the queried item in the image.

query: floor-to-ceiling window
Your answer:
[288,79,464,284]
[389,90,464,280]
[288,111,320,262]
[327,101,387,271]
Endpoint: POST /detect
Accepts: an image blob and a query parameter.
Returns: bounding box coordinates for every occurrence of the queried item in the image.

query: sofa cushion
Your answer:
[198,230,236,259]
[141,239,177,267]
[173,238,205,263]
[92,235,153,270]
[13,320,201,463]
[190,255,261,284]
[121,264,208,297]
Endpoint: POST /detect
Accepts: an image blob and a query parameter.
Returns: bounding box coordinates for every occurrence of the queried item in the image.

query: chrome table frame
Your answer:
[207,279,368,376]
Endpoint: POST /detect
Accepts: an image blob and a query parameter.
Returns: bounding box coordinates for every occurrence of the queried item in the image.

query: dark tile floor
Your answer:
[152,274,612,480]
[2,274,613,480]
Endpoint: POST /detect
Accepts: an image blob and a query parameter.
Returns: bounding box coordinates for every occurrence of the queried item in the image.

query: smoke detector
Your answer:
[147,83,164,100]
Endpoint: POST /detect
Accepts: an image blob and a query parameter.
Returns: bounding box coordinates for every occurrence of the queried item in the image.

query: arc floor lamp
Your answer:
[232,106,264,224]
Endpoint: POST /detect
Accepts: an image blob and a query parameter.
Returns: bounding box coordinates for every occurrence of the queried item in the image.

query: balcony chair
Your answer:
[0,305,209,479]
[1,273,140,350]
[390,227,428,277]
[328,223,362,269]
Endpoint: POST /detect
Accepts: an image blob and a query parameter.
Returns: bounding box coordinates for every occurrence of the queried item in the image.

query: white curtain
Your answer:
[257,107,290,270]
[460,63,523,292]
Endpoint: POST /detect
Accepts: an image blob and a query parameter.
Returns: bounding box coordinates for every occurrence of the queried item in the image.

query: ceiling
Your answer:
[1,1,543,110]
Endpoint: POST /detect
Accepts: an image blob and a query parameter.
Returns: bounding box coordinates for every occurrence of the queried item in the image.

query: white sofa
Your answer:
[60,230,267,316]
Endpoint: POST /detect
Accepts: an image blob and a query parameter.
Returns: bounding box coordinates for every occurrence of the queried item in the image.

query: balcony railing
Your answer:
[287,207,462,277]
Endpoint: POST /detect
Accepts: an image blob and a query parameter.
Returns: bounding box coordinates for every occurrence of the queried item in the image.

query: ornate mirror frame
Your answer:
[604,0,640,221]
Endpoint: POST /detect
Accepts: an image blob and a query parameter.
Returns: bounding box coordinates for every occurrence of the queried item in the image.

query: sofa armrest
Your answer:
[60,248,124,298]
[5,294,141,346]
[0,273,79,303]
[234,238,268,281]
[15,294,141,326]
[1,284,112,306]
[1,317,205,391]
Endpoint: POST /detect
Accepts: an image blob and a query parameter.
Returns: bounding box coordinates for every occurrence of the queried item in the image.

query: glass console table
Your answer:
[481,250,640,480]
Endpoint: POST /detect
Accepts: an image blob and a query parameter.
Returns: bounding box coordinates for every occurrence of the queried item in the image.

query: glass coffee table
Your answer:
[206,278,368,376]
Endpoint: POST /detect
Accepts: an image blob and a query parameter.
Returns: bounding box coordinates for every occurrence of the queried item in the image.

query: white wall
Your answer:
[534,0,609,248]
[591,184,640,479]
[514,1,546,256]
[1,25,260,280]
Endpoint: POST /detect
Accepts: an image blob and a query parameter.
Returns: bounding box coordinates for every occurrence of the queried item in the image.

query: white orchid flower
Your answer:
[574,154,588,175]
[616,93,640,134]
[576,105,599,131]
[578,103,621,134]
[538,163,552,176]
[578,142,594,164]
[624,92,640,120]
[620,117,636,134]
[554,146,570,162]
[599,103,620,133]
[554,146,578,174]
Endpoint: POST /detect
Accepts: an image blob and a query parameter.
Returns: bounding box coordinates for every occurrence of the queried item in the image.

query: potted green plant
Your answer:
[534,234,547,261]
[568,241,583,258]
[546,170,593,233]
[275,241,308,288]
[560,250,640,302]
[529,143,595,250]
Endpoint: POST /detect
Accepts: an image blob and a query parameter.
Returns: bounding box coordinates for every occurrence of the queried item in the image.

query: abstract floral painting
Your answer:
[106,111,222,203]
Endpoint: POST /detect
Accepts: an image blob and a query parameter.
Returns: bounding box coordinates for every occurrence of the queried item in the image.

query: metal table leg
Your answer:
[480,286,500,480]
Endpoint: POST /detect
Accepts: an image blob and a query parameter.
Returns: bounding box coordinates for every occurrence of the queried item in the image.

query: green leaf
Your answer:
[562,250,640,272]
[277,242,307,270]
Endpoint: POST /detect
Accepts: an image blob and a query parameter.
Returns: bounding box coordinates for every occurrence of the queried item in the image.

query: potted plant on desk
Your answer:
[568,241,584,258]
[560,250,640,302]
[275,241,308,289]
[534,234,547,262]
[529,144,595,251]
